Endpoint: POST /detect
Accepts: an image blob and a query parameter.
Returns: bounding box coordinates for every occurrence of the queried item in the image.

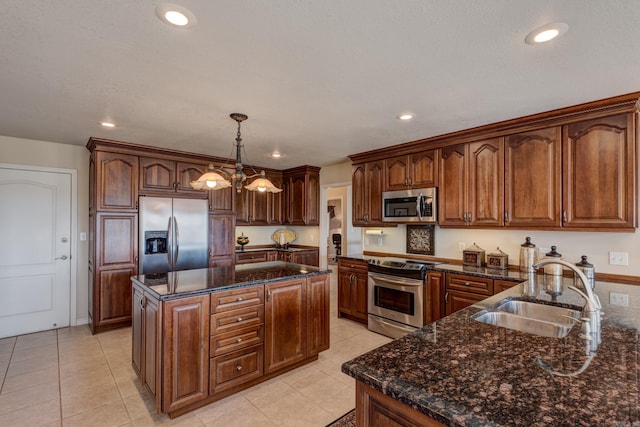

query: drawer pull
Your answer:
[237,317,243,322]
[237,297,243,302]
[464,282,470,286]
[237,338,243,343]
[236,365,243,371]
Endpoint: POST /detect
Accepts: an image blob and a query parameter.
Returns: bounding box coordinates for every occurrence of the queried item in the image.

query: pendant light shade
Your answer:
[190,113,282,193]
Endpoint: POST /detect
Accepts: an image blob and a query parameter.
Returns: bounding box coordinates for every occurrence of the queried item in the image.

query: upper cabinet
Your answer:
[563,113,636,230]
[94,151,139,211]
[439,138,503,227]
[234,170,286,225]
[384,151,438,191]
[139,157,208,198]
[352,160,385,226]
[505,127,562,228]
[283,166,320,225]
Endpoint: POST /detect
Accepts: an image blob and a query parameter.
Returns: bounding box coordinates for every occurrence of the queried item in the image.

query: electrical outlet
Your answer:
[377,237,383,246]
[609,251,629,266]
[610,292,629,307]
[364,237,370,245]
[80,232,87,241]
[458,242,465,253]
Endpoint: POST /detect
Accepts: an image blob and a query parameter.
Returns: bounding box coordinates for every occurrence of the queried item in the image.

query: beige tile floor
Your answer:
[0,271,391,426]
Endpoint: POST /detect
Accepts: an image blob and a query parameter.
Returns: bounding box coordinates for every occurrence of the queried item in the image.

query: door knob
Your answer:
[55,255,68,260]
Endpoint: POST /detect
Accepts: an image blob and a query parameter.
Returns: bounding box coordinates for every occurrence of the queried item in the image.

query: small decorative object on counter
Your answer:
[271,229,297,249]
[236,233,249,252]
[487,247,509,270]
[519,237,536,272]
[463,242,486,267]
[543,246,562,275]
[575,255,595,289]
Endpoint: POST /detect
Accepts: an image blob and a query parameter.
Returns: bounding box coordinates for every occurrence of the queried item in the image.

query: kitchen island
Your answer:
[131,261,330,418]
[342,275,640,426]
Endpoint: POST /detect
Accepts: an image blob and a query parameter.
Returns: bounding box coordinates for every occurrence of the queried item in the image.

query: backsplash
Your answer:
[362,225,640,276]
[236,225,320,247]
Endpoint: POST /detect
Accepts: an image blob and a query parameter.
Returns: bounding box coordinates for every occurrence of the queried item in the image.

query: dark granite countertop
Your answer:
[131,261,330,301]
[342,276,640,426]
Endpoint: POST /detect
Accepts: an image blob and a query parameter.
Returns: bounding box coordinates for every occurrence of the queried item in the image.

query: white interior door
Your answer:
[0,166,71,338]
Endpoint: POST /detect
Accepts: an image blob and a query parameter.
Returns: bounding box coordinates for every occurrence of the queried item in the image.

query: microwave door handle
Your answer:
[416,193,424,221]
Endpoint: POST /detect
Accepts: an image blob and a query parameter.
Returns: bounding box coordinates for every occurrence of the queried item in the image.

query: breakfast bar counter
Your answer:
[342,276,640,426]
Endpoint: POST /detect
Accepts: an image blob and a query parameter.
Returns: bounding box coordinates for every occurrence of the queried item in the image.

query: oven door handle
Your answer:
[416,193,424,221]
[372,316,418,333]
[369,272,424,287]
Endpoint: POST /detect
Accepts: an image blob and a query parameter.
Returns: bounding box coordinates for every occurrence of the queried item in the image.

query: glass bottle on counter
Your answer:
[575,255,595,289]
[519,237,536,272]
[543,246,563,275]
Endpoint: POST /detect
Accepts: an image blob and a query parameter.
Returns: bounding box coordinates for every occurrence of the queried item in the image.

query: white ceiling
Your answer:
[1,1,639,170]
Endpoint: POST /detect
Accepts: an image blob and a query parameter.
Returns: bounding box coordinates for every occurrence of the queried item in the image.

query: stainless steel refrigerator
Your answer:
[139,197,209,274]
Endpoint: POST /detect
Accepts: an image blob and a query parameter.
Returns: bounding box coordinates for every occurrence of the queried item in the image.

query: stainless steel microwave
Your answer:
[382,187,437,223]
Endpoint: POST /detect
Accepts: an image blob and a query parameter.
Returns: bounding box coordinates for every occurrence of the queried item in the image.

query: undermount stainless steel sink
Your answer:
[472,300,581,338]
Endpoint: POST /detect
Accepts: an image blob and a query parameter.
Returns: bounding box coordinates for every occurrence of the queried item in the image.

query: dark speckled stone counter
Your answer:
[131,261,330,301]
[342,276,640,426]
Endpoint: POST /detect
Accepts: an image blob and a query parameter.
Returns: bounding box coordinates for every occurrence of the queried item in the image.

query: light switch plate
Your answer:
[610,292,629,306]
[609,251,629,266]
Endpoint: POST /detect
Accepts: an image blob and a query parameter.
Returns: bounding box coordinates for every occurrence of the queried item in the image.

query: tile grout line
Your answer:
[0,337,17,395]
[96,333,135,425]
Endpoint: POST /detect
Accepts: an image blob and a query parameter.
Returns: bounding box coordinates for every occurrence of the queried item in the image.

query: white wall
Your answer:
[0,135,90,323]
[236,225,319,246]
[362,225,640,276]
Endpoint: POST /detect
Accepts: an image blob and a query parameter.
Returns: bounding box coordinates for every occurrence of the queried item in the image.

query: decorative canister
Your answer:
[575,255,595,289]
[463,242,486,267]
[519,237,536,272]
[543,246,562,275]
[487,247,509,270]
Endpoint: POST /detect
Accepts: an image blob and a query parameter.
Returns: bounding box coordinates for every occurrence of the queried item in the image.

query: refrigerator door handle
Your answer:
[173,215,179,268]
[167,215,173,269]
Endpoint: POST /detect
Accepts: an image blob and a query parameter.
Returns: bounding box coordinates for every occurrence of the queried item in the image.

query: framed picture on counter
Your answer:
[406,224,435,255]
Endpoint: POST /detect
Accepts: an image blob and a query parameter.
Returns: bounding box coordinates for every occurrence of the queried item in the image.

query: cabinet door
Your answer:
[209,214,235,261]
[209,163,234,212]
[249,191,269,225]
[505,128,561,227]
[410,150,438,188]
[267,172,284,224]
[438,145,467,226]
[426,271,445,323]
[95,151,138,211]
[352,272,369,322]
[384,155,410,191]
[305,172,320,225]
[139,157,176,193]
[132,285,144,377]
[306,275,330,356]
[176,162,208,196]
[366,161,385,224]
[352,164,367,225]
[161,295,209,413]
[337,270,353,317]
[293,250,319,267]
[143,293,160,401]
[563,113,635,229]
[445,290,486,315]
[287,174,306,224]
[264,279,306,373]
[494,280,519,294]
[468,138,503,227]
[233,188,250,224]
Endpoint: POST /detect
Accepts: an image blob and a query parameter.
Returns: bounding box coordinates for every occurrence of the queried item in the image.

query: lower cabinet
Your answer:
[444,272,521,316]
[132,274,330,417]
[337,259,368,324]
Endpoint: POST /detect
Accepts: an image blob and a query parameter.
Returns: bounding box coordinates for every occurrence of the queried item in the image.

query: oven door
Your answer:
[368,272,424,327]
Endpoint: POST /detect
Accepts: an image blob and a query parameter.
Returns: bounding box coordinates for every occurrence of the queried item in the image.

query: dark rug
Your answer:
[326,409,355,427]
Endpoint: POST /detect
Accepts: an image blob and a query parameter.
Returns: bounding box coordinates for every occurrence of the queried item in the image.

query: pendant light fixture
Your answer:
[190,113,283,193]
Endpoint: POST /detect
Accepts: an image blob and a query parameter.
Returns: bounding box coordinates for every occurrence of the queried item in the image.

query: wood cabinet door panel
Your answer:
[306,172,320,225]
[233,189,250,224]
[410,150,438,188]
[385,155,410,191]
[307,275,330,356]
[505,128,561,227]
[265,279,306,373]
[139,157,175,192]
[468,138,503,226]
[353,272,369,321]
[445,290,486,315]
[563,113,635,229]
[176,162,208,195]
[494,280,519,294]
[132,285,143,377]
[426,271,445,323]
[209,214,235,258]
[337,270,353,317]
[250,191,269,225]
[97,213,137,266]
[367,161,385,224]
[267,173,284,224]
[95,152,138,211]
[287,174,306,224]
[438,145,467,226]
[98,268,134,324]
[210,345,263,393]
[143,294,160,400]
[162,295,209,413]
[352,164,367,225]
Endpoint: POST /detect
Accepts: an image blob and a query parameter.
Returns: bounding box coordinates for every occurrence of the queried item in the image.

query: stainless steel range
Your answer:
[366,258,442,339]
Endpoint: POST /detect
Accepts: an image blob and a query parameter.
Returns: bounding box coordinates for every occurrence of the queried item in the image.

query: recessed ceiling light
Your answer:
[525,22,569,44]
[396,113,415,121]
[271,152,282,158]
[155,4,196,28]
[100,122,115,128]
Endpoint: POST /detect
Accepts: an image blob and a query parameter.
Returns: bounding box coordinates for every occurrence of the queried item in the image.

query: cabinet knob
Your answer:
[236,365,243,371]
[237,338,243,343]
[237,297,243,302]
[237,317,243,322]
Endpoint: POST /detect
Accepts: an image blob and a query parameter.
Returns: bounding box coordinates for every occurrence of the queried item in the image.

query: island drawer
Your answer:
[211,306,264,334]
[210,344,264,393]
[211,286,264,312]
[210,325,264,357]
[445,273,493,296]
